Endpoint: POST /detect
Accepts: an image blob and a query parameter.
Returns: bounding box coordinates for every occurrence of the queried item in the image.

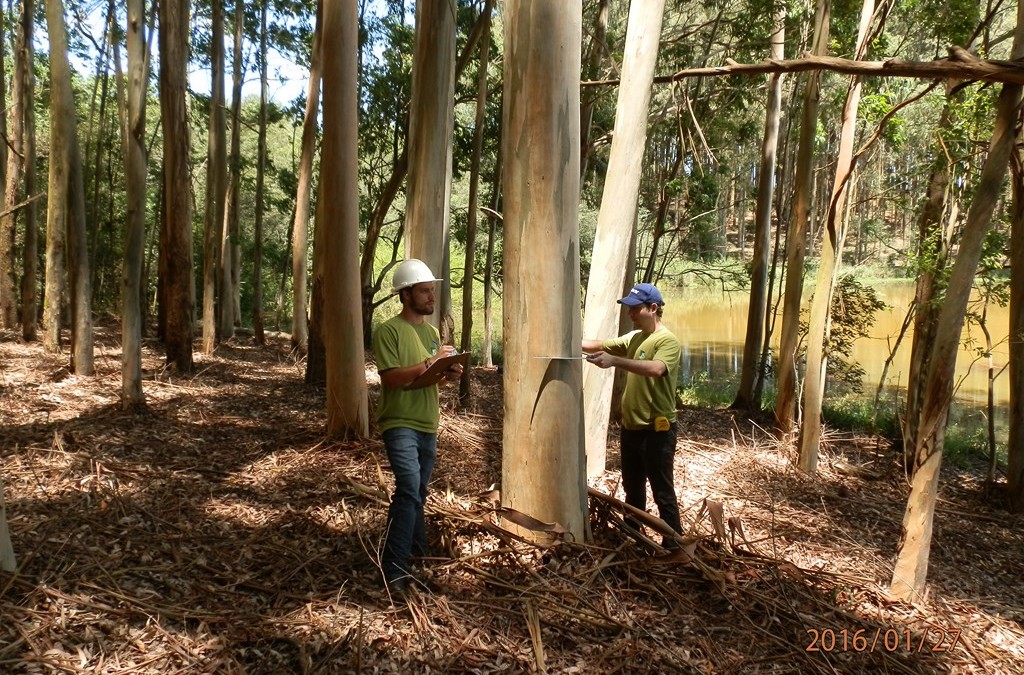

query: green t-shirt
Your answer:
[602,326,681,430]
[373,315,442,433]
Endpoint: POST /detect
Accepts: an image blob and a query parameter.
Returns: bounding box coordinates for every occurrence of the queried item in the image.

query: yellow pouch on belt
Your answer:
[654,416,670,432]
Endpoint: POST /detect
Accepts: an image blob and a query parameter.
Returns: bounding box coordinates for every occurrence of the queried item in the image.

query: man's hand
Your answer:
[442,363,463,384]
[585,351,614,369]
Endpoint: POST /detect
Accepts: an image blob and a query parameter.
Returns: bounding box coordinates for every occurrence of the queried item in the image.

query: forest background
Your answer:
[0,0,1024,641]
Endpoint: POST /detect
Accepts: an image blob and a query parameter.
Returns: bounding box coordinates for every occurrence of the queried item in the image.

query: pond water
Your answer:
[663,281,1009,409]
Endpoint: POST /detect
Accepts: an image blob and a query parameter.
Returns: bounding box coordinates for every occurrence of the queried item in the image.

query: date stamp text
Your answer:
[806,627,962,653]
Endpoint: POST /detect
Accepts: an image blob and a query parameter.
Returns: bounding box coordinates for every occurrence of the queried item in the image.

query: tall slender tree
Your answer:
[734,5,785,411]
[159,0,193,372]
[291,0,323,353]
[774,0,831,432]
[203,0,228,353]
[253,1,269,346]
[582,0,666,478]
[17,0,37,343]
[320,0,369,438]
[45,0,93,375]
[459,0,495,403]
[120,0,149,409]
[798,0,875,472]
[1009,129,1024,513]
[404,0,456,338]
[891,0,1024,600]
[227,0,245,329]
[502,0,588,542]
[0,0,30,329]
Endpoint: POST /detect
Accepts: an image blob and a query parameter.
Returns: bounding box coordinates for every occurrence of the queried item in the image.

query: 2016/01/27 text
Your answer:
[806,627,962,653]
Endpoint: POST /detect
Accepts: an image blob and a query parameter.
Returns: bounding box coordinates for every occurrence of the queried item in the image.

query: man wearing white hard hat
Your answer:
[373,259,462,593]
[583,282,683,547]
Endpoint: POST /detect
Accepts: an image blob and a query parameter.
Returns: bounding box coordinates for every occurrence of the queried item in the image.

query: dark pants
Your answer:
[381,428,436,584]
[620,423,682,537]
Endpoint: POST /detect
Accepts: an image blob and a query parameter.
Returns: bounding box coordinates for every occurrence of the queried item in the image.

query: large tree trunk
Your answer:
[459,0,494,404]
[202,0,227,354]
[404,0,456,338]
[774,0,830,432]
[291,0,323,352]
[734,6,785,411]
[582,0,665,479]
[320,0,368,439]
[46,0,93,376]
[158,0,193,373]
[252,2,268,346]
[1010,136,1024,513]
[798,0,874,472]
[120,0,148,410]
[501,0,588,543]
[17,0,37,342]
[891,0,1024,600]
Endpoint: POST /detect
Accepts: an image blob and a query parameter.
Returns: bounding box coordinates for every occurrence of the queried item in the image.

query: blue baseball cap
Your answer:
[617,283,665,307]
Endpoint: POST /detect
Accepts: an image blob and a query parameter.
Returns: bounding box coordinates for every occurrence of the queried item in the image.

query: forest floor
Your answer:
[1,328,1023,674]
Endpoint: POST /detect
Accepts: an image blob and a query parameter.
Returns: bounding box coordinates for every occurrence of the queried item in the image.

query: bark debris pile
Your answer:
[1,329,1022,673]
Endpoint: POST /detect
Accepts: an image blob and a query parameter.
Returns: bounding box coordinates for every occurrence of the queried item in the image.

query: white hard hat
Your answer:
[391,258,442,292]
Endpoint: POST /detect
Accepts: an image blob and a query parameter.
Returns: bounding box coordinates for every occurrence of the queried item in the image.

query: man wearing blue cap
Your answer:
[583,282,683,545]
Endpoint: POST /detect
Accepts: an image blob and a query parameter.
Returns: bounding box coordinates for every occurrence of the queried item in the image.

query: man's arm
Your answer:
[379,345,458,389]
[586,351,667,377]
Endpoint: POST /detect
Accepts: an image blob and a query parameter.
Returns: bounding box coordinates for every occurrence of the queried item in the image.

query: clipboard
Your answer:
[405,351,470,389]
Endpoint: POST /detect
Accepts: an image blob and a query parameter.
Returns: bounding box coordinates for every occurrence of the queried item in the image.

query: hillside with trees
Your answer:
[2,0,1024,671]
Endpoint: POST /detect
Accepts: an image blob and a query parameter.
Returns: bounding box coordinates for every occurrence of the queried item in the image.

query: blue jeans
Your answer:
[620,423,682,537]
[381,428,437,584]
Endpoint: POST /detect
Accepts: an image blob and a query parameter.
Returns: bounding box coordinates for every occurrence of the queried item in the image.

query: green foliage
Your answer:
[822,394,900,438]
[859,92,907,148]
[677,371,740,408]
[902,0,980,50]
[798,275,888,395]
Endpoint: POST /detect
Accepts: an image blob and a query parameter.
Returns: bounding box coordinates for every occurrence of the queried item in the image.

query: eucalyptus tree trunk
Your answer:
[358,14,488,348]
[253,2,268,346]
[774,0,830,432]
[1009,144,1024,513]
[0,0,29,329]
[158,0,193,373]
[582,0,666,478]
[891,1,1024,600]
[0,476,13,571]
[46,0,93,375]
[459,0,494,404]
[320,0,368,439]
[734,6,785,411]
[17,0,37,342]
[404,0,456,338]
[502,0,588,543]
[120,0,148,410]
[202,0,227,353]
[227,0,244,330]
[291,0,322,352]
[798,0,874,472]
[481,137,501,369]
[903,104,956,469]
[86,1,114,296]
